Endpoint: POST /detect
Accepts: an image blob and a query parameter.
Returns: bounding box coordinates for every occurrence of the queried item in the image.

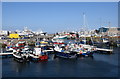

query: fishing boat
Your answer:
[75,47,94,57]
[39,41,54,54]
[54,45,77,59]
[41,46,54,55]
[28,47,48,61]
[52,39,65,46]
[53,35,67,39]
[13,49,29,62]
[70,13,95,57]
[68,43,95,57]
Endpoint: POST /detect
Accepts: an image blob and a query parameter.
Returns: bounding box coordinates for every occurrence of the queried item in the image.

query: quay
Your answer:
[0,52,13,56]
[96,48,113,52]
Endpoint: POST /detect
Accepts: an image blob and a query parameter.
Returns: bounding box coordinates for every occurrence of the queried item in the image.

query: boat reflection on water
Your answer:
[11,60,30,73]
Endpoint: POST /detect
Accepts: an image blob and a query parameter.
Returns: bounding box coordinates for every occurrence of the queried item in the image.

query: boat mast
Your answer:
[107,21,111,43]
[108,21,111,36]
[83,13,86,44]
[0,2,2,31]
[0,2,3,53]
[100,18,102,36]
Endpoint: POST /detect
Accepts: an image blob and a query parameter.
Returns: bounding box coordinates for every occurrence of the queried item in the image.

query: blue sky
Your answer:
[2,2,118,33]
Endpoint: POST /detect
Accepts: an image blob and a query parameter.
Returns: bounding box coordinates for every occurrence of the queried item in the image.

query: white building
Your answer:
[0,30,8,35]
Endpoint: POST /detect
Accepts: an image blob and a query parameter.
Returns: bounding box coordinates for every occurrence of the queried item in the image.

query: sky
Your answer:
[2,2,118,33]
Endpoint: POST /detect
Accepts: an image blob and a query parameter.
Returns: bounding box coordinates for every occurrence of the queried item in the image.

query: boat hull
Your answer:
[28,54,48,61]
[55,52,77,59]
[13,53,29,62]
[77,51,94,57]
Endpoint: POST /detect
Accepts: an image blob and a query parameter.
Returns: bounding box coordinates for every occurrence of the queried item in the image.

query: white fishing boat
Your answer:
[68,43,95,57]
[53,35,67,39]
[13,49,29,62]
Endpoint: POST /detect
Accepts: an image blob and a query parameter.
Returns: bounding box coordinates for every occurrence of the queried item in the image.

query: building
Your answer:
[98,27,109,33]
[16,27,34,37]
[0,30,8,36]
[98,27,120,36]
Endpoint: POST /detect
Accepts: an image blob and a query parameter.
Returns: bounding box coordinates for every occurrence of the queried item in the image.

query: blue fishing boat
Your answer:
[54,50,77,59]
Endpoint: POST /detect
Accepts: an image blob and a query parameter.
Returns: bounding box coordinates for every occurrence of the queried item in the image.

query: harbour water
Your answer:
[1,46,119,78]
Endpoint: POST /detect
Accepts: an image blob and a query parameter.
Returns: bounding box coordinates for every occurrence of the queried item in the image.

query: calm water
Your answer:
[1,47,119,77]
